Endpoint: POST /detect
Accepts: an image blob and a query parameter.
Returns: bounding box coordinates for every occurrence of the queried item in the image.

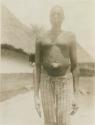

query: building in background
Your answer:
[1,5,34,101]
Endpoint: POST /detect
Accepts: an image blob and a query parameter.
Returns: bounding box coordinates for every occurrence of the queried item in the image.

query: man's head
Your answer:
[50,5,64,28]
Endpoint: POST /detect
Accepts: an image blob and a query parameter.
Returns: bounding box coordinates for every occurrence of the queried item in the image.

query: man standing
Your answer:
[34,5,79,125]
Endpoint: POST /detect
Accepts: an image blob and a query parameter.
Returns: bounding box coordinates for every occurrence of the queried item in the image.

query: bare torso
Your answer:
[38,31,76,76]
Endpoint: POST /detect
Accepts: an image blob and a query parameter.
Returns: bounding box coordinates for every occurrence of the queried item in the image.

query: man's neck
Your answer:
[51,26,62,34]
[49,27,62,40]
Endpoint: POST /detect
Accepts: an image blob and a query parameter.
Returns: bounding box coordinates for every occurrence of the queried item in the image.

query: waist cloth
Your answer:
[40,67,74,125]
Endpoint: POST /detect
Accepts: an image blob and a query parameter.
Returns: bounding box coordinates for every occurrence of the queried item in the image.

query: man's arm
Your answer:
[69,34,80,97]
[34,40,41,97]
[34,39,42,117]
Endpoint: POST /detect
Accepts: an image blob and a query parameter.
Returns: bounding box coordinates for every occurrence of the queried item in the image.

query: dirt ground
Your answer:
[0,77,95,125]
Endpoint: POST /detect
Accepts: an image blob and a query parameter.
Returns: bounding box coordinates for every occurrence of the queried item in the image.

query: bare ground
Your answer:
[0,77,95,125]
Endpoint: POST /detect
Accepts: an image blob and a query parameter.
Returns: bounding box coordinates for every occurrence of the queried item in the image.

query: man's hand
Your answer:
[70,96,79,115]
[34,95,41,117]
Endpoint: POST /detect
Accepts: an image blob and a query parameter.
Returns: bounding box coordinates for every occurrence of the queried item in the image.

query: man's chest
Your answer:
[41,33,70,51]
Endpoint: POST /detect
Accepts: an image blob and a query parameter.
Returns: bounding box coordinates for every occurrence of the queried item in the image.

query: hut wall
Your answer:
[79,63,95,76]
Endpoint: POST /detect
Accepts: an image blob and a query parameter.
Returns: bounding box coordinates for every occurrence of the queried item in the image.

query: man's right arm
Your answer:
[34,41,41,97]
[34,40,42,117]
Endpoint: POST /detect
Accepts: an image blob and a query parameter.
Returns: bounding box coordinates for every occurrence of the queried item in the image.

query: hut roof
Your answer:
[1,5,34,54]
[77,43,94,63]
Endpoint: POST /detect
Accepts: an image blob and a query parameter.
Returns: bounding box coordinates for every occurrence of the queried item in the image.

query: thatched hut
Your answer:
[1,5,34,94]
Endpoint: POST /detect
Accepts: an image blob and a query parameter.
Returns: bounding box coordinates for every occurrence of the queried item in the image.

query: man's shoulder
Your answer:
[36,31,47,44]
[63,31,76,38]
[64,31,76,45]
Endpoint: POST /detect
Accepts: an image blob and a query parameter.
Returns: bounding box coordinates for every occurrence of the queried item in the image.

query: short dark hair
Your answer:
[50,5,64,17]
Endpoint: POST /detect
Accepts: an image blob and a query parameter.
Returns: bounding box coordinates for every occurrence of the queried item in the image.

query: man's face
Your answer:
[50,6,64,27]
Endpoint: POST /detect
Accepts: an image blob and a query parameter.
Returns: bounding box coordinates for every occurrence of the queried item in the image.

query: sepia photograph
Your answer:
[0,0,95,125]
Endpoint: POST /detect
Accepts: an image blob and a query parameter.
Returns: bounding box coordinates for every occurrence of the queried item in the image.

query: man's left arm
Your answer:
[70,34,80,98]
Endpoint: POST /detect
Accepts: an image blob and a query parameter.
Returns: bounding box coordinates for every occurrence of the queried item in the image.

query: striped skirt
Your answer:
[40,68,74,125]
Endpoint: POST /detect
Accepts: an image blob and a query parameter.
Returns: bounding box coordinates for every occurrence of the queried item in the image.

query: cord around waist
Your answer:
[41,66,72,80]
